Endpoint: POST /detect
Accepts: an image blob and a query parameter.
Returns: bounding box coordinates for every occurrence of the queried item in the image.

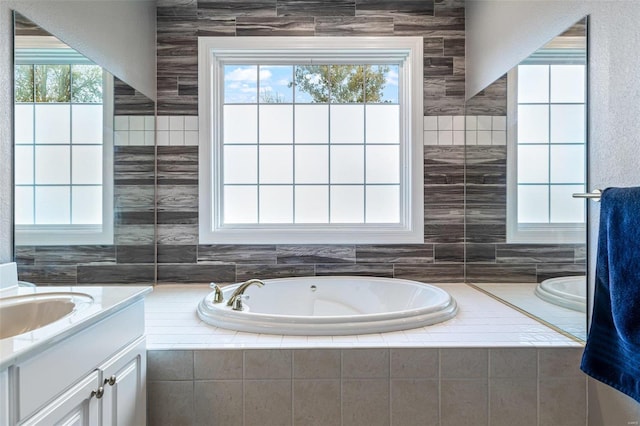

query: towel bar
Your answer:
[572,189,603,202]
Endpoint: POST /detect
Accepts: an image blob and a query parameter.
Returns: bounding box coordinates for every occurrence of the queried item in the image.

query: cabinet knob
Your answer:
[105,375,117,386]
[91,386,105,399]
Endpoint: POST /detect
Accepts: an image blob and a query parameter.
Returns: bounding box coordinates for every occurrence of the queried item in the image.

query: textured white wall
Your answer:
[0,7,12,263]
[465,0,589,99]
[467,1,640,423]
[3,0,156,99]
[0,0,156,263]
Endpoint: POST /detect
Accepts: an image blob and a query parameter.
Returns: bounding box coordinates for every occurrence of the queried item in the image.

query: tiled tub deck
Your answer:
[145,284,587,426]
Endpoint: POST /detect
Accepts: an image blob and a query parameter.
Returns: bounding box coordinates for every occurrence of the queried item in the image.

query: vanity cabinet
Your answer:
[100,338,146,426]
[20,371,100,426]
[4,299,147,425]
[19,338,145,426]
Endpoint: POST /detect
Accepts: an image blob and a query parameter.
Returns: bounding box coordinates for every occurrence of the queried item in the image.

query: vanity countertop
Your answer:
[0,285,152,370]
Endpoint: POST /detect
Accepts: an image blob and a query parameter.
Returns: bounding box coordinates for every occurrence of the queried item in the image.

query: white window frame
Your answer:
[506,66,586,244]
[198,36,424,244]
[13,43,114,246]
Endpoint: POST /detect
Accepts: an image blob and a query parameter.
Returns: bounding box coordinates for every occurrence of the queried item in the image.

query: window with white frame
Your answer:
[13,38,114,245]
[199,37,423,244]
[507,46,586,243]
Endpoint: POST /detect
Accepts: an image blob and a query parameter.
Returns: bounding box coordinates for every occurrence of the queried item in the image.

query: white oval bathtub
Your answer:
[197,276,458,335]
[534,276,586,312]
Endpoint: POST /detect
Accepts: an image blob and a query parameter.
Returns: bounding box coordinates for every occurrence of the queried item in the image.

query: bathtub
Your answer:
[197,276,458,335]
[534,276,586,312]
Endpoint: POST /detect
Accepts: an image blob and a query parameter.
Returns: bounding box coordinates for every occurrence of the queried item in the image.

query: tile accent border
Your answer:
[114,115,156,146]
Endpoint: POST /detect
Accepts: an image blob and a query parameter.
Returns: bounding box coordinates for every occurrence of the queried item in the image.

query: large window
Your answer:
[14,41,113,245]
[199,37,423,244]
[507,52,586,243]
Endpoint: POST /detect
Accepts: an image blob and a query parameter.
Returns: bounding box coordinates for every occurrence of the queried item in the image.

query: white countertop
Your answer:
[145,283,583,350]
[0,285,152,369]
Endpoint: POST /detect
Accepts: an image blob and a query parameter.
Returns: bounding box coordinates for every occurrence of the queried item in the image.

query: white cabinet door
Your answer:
[1,369,9,425]
[20,370,100,426]
[100,337,146,426]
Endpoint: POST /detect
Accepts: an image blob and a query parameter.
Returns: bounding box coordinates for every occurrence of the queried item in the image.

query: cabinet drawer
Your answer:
[16,300,144,421]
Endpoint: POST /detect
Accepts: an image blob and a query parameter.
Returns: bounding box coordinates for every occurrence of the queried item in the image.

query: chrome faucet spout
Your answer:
[226,279,265,307]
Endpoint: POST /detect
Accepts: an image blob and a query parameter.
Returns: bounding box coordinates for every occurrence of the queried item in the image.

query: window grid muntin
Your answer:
[516,63,586,225]
[14,63,104,226]
[221,63,401,225]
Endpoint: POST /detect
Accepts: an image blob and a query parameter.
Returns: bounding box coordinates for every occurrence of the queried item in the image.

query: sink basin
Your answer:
[0,292,94,339]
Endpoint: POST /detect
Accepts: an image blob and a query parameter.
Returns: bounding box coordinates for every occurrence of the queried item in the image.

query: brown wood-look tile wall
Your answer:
[114,78,156,116]
[156,0,465,116]
[156,145,473,284]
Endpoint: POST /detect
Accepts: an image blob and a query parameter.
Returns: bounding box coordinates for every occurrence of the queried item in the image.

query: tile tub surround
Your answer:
[154,114,584,285]
[144,284,580,349]
[472,283,586,341]
[13,0,584,287]
[145,285,587,426]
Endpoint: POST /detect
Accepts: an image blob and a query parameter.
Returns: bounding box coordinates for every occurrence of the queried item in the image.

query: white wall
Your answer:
[0,0,156,263]
[467,1,640,423]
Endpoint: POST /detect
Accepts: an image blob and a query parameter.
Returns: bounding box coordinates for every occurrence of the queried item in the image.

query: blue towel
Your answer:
[581,187,640,402]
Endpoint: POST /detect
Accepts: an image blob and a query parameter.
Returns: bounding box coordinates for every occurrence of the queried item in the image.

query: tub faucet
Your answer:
[226,279,265,308]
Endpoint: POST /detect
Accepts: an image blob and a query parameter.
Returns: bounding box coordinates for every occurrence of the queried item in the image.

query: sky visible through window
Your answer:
[224,65,399,104]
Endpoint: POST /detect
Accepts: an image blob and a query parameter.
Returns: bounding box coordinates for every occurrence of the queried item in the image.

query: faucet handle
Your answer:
[231,296,244,311]
[210,283,224,304]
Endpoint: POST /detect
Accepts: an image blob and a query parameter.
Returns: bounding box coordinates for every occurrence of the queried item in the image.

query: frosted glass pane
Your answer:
[259,65,293,103]
[295,105,329,143]
[517,105,548,143]
[550,185,585,223]
[35,146,70,184]
[15,146,34,185]
[15,187,34,225]
[259,186,293,223]
[259,146,293,184]
[517,65,549,103]
[259,105,293,144]
[330,186,364,223]
[330,146,364,184]
[366,105,399,144]
[224,186,257,224]
[518,185,549,223]
[550,105,585,143]
[224,105,257,144]
[550,145,585,183]
[224,146,257,184]
[295,146,328,184]
[72,105,103,144]
[35,105,70,143]
[517,145,549,183]
[366,185,400,223]
[15,104,34,143]
[35,186,70,224]
[366,146,399,184]
[295,186,329,223]
[72,186,102,224]
[72,146,102,184]
[330,105,364,143]
[550,65,585,103]
[224,65,257,103]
